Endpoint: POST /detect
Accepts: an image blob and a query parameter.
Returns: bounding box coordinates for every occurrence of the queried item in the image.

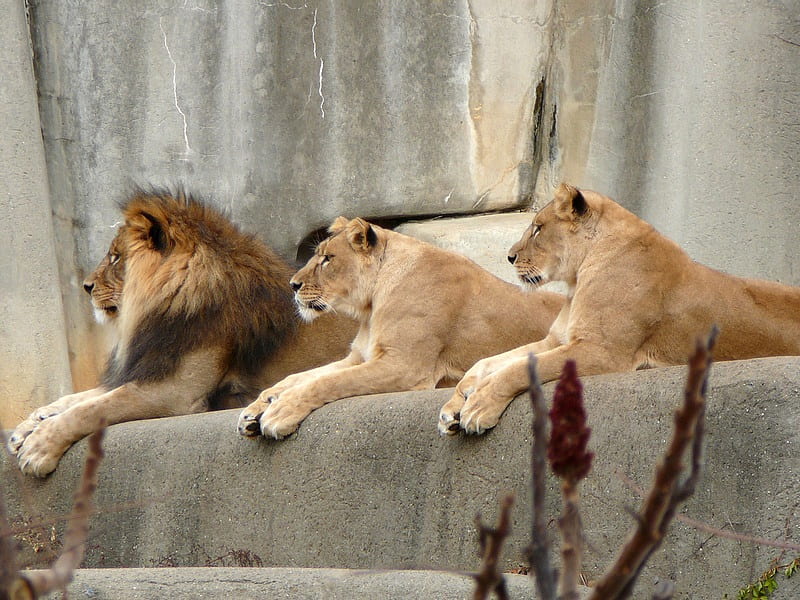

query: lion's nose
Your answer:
[289,281,302,292]
[83,281,94,294]
[507,254,517,265]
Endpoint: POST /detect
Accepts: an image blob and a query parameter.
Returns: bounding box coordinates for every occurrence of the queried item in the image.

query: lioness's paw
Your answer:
[258,396,313,440]
[438,394,466,436]
[7,419,38,456]
[16,421,70,477]
[459,384,509,435]
[237,393,275,437]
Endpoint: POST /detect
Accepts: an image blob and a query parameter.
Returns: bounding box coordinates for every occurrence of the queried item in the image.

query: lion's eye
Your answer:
[532,224,542,237]
[110,253,120,264]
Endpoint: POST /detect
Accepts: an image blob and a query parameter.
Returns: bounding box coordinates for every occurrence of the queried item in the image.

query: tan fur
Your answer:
[237,217,565,439]
[441,183,800,434]
[8,191,355,477]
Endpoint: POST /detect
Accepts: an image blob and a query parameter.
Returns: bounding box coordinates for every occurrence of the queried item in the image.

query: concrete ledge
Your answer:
[5,357,800,598]
[41,567,541,599]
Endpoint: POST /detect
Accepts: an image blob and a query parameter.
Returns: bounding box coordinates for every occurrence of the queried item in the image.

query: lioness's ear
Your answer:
[553,183,589,220]
[346,218,378,253]
[328,216,349,235]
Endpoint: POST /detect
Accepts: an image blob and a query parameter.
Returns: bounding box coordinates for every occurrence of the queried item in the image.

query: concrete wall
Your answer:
[1,2,798,420]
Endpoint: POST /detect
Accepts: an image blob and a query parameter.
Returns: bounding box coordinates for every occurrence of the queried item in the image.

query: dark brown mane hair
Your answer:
[101,188,297,405]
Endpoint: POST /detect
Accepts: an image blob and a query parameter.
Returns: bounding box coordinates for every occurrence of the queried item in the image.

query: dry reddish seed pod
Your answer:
[548,360,594,482]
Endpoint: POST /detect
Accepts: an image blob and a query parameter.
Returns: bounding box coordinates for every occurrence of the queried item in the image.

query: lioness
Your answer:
[8,190,356,476]
[237,217,565,439]
[439,183,800,435]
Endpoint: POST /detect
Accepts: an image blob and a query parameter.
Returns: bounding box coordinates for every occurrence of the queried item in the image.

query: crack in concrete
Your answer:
[159,17,192,158]
[312,7,325,119]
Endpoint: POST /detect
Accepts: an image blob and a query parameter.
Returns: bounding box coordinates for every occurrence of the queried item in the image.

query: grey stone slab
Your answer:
[0,0,72,427]
[4,358,799,599]
[38,567,545,600]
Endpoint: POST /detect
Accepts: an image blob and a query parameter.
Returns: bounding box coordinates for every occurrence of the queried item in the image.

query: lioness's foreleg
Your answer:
[16,351,222,477]
[8,388,109,456]
[457,342,629,435]
[237,353,363,437]
[256,355,436,439]
[438,335,559,436]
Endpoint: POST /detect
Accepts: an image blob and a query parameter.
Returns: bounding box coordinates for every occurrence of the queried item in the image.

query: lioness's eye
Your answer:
[110,253,120,264]
[532,224,542,237]
[321,254,332,265]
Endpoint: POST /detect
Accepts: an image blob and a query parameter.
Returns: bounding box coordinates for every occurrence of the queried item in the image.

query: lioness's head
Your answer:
[290,217,383,322]
[83,232,125,323]
[508,183,595,289]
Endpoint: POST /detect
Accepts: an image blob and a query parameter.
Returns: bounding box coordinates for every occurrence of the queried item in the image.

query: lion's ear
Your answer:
[140,211,172,254]
[553,183,589,220]
[346,218,378,253]
[328,216,349,235]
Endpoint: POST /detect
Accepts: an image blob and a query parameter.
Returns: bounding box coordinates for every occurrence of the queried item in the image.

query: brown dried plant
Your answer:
[522,328,716,600]
[1,429,105,600]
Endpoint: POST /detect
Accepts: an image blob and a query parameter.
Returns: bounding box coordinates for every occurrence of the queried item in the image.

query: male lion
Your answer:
[439,183,800,435]
[8,190,356,476]
[237,217,565,439]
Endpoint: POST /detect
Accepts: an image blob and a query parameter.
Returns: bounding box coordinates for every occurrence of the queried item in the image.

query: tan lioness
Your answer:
[439,183,800,435]
[237,216,565,439]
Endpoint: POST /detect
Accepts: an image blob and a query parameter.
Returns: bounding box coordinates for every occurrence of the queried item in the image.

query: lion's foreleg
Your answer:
[238,353,363,437]
[7,387,109,456]
[257,355,432,439]
[438,335,559,436]
[16,351,222,477]
[458,341,629,435]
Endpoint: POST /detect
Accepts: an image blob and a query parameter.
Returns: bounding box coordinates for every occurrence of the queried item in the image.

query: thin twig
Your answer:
[473,494,514,600]
[589,331,715,599]
[616,471,800,553]
[20,428,106,596]
[526,354,557,600]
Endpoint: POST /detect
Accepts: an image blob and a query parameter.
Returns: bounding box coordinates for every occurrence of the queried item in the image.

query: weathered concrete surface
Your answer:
[397,212,568,296]
[397,212,532,284]
[547,1,800,286]
[38,567,545,599]
[5,358,799,599]
[0,0,73,427]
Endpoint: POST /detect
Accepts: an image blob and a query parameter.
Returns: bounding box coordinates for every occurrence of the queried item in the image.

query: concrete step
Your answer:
[39,567,544,599]
[5,357,800,599]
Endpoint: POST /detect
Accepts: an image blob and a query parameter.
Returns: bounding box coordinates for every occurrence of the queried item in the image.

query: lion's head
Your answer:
[508,183,597,289]
[290,217,383,322]
[96,189,297,390]
[83,234,125,323]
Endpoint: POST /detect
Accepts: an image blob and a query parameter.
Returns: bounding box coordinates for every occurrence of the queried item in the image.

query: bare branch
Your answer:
[589,332,715,599]
[616,471,800,553]
[21,428,105,596]
[473,494,514,600]
[526,353,557,600]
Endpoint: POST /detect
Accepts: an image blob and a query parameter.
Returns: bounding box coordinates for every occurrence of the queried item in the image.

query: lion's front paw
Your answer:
[459,381,512,435]
[237,392,276,438]
[15,419,71,477]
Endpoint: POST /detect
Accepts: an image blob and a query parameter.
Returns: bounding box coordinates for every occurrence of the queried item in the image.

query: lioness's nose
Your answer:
[290,281,302,292]
[83,281,94,294]
[507,254,517,265]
